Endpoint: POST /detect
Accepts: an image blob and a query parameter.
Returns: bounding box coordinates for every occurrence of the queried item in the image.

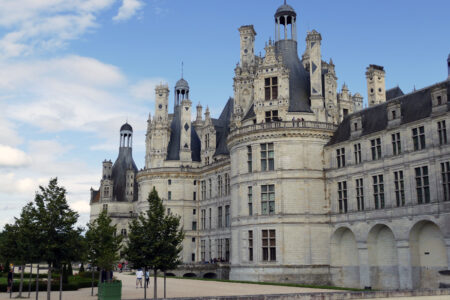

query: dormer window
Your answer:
[350,115,362,139]
[431,86,447,115]
[265,77,278,100]
[391,110,396,119]
[387,101,401,128]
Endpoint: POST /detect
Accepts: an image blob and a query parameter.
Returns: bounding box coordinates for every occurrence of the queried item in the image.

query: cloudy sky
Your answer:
[0,0,449,229]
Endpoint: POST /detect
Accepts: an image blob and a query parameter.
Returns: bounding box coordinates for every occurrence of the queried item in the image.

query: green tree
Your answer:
[86,209,122,294]
[124,187,184,300]
[33,178,84,300]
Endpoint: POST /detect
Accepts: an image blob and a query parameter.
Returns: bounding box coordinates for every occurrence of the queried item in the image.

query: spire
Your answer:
[181,61,184,79]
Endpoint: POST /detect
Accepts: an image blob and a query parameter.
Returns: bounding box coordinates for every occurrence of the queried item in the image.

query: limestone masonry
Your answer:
[90,3,450,290]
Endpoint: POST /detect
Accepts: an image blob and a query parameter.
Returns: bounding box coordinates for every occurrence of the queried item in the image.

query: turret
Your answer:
[174,78,189,108]
[352,93,363,112]
[306,30,323,117]
[178,78,192,162]
[102,160,112,180]
[154,84,169,123]
[194,102,203,127]
[120,123,133,148]
[366,64,386,107]
[275,2,297,41]
[239,25,256,67]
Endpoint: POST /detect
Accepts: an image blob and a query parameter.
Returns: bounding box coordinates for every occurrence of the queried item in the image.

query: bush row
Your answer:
[0,276,98,292]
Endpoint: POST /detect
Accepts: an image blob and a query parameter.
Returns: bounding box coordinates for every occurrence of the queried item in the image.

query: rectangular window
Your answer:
[225,238,230,262]
[218,206,223,228]
[265,110,279,122]
[338,181,348,213]
[264,77,278,101]
[209,208,212,229]
[441,162,450,202]
[168,191,172,200]
[370,138,382,160]
[336,148,346,168]
[261,143,274,171]
[356,178,364,211]
[412,126,426,151]
[394,171,405,206]
[248,230,253,261]
[208,239,211,261]
[392,132,401,155]
[208,179,212,198]
[191,253,195,262]
[247,146,252,173]
[201,240,205,261]
[225,205,230,227]
[217,239,223,260]
[201,209,206,230]
[438,120,447,145]
[262,229,276,261]
[218,175,223,197]
[193,191,196,201]
[415,166,430,204]
[193,209,196,215]
[225,173,230,195]
[373,175,385,209]
[248,186,253,216]
[354,143,361,164]
[102,203,108,212]
[261,184,275,215]
[201,180,206,200]
[192,221,197,231]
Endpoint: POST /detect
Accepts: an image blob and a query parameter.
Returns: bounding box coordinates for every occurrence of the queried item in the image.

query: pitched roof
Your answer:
[327,80,449,146]
[111,147,138,202]
[386,86,404,101]
[214,98,234,156]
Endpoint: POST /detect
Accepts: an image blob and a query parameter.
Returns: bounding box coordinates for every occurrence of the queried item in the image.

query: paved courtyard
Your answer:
[0,272,449,299]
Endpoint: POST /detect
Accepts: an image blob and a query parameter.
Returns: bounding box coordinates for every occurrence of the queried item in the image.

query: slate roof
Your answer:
[120,123,133,131]
[111,147,138,202]
[91,190,100,203]
[275,40,311,112]
[386,86,404,101]
[213,98,234,156]
[327,80,450,146]
[243,104,255,121]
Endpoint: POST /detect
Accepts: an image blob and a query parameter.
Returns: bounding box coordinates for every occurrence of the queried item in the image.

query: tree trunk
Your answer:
[28,263,33,298]
[47,263,51,300]
[144,267,147,300]
[98,268,102,295]
[59,266,63,300]
[153,269,157,300]
[164,271,166,299]
[91,267,94,296]
[9,268,13,299]
[36,264,40,300]
[18,264,25,297]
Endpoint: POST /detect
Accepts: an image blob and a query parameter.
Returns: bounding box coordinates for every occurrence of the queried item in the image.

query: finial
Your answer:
[284,0,286,5]
[181,61,184,79]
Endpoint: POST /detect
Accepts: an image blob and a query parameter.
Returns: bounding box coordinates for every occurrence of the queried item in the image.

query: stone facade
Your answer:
[90,2,450,290]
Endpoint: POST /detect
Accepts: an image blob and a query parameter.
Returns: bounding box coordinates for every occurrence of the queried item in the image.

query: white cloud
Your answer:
[0,145,31,167]
[130,78,165,101]
[113,0,145,22]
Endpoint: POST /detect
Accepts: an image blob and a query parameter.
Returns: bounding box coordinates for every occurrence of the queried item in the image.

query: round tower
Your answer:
[120,123,133,148]
[275,1,297,41]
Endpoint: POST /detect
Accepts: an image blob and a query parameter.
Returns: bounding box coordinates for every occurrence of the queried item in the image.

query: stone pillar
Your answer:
[357,242,371,288]
[284,16,287,40]
[397,240,413,289]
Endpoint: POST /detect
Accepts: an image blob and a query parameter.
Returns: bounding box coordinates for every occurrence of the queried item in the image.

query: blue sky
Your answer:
[0,0,449,228]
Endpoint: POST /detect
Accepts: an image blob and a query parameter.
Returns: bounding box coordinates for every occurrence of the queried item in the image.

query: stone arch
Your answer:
[367,224,399,290]
[330,227,360,288]
[203,272,217,279]
[182,273,197,278]
[409,220,448,289]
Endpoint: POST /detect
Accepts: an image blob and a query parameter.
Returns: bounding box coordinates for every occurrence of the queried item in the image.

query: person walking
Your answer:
[7,268,13,293]
[136,269,143,288]
[145,270,150,288]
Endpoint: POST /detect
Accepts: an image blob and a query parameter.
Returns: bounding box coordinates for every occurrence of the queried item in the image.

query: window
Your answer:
[373,175,385,209]
[265,110,279,122]
[208,179,212,198]
[441,162,450,201]
[248,231,253,261]
[248,186,253,216]
[412,126,426,150]
[218,206,223,228]
[370,138,382,160]
[225,173,230,195]
[209,208,212,229]
[208,239,212,261]
[225,238,230,262]
[201,209,206,230]
[192,237,195,242]
[192,221,197,231]
[193,191,196,201]
[191,253,195,262]
[201,240,205,261]
[193,209,196,215]
[205,156,210,165]
[415,166,430,204]
[247,146,252,172]
[336,148,345,168]
[104,186,110,197]
[168,191,172,200]
[438,120,447,145]
[338,181,348,213]
[262,229,276,261]
[121,229,127,237]
[343,109,349,118]
[225,205,230,227]
[261,184,275,215]
[264,77,278,100]
[356,178,364,211]
[167,208,171,214]
[201,180,206,200]
[217,239,223,260]
[394,171,405,207]
[261,143,274,171]
[354,143,361,164]
[392,132,401,155]
[103,204,108,212]
[204,133,210,148]
[168,179,172,185]
[218,175,223,197]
